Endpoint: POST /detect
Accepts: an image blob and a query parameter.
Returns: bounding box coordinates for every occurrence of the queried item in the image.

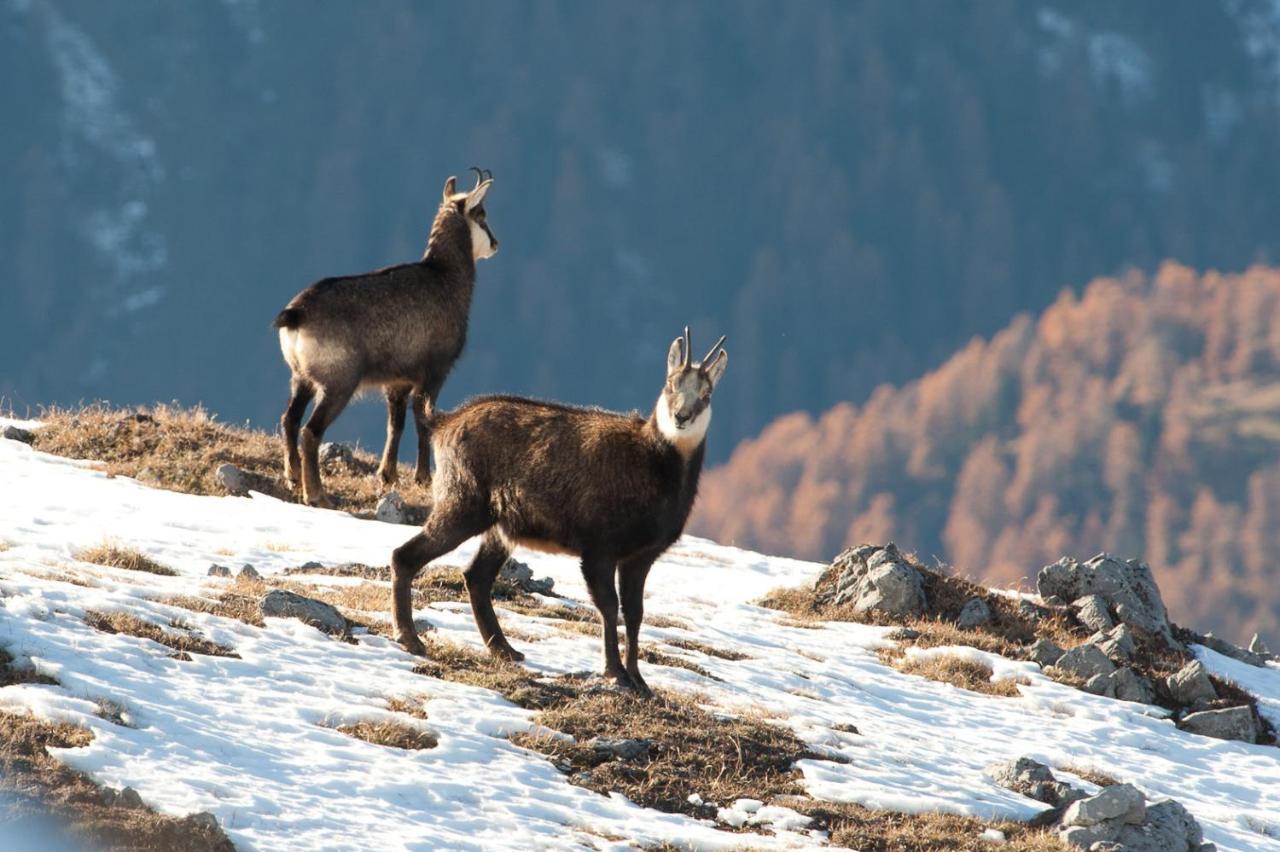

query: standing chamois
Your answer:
[391,328,728,695]
[274,169,498,507]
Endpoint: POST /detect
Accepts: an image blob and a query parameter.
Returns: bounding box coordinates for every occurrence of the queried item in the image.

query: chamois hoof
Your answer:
[488,643,525,663]
[399,634,428,657]
[626,672,653,699]
[377,465,398,488]
[305,492,334,509]
[414,469,432,488]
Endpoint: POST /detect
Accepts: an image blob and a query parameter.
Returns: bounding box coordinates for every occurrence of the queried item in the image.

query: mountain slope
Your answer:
[694,263,1280,646]
[3,421,1280,849]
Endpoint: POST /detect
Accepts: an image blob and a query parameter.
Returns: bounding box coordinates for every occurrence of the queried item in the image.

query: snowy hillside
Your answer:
[2,422,1280,851]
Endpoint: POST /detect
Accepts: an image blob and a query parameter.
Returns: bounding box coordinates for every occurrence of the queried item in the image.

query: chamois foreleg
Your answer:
[582,554,631,688]
[463,530,523,661]
[617,552,657,697]
[299,382,356,508]
[280,378,315,489]
[377,386,410,487]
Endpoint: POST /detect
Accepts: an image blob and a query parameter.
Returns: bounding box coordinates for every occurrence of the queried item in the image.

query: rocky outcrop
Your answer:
[816,543,926,618]
[1178,707,1260,744]
[1038,554,1177,649]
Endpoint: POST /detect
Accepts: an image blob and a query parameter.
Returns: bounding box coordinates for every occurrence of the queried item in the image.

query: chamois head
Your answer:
[656,327,727,453]
[441,167,498,261]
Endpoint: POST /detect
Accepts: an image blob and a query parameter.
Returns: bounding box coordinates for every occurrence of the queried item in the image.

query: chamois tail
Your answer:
[272,307,304,330]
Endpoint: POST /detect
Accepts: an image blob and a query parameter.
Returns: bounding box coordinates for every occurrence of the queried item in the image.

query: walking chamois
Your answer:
[274,169,498,507]
[391,328,728,695]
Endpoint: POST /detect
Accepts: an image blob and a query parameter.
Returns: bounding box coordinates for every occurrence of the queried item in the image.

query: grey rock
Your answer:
[187,812,220,831]
[1,425,35,444]
[1107,667,1156,705]
[215,462,251,496]
[865,543,904,570]
[1165,661,1217,707]
[299,561,324,571]
[375,491,411,524]
[1028,638,1065,667]
[207,564,233,578]
[318,442,355,466]
[957,597,992,628]
[1112,799,1203,852]
[116,787,144,809]
[259,589,348,636]
[99,787,119,806]
[1196,844,1218,852]
[886,627,921,641]
[985,757,1080,807]
[1038,554,1177,648]
[1084,673,1115,698]
[1105,624,1137,658]
[820,543,926,617]
[1179,706,1259,743]
[498,558,556,595]
[1055,644,1117,681]
[1059,823,1117,848]
[1074,595,1115,633]
[1062,784,1145,827]
[588,736,652,761]
[1017,599,1044,621]
[1195,632,1268,667]
[1248,633,1271,655]
[239,564,261,580]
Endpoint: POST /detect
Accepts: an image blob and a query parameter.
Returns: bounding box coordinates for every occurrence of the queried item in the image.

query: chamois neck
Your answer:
[422,206,476,277]
[649,395,711,464]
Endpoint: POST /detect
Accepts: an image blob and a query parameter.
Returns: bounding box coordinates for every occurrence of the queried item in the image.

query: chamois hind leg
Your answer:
[411,372,447,487]
[618,552,658,698]
[391,503,488,656]
[377,385,410,487]
[463,529,523,661]
[280,378,315,490]
[581,554,631,688]
[298,382,355,508]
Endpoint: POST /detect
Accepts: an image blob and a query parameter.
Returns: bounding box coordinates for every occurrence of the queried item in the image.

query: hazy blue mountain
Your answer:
[5,1,1280,461]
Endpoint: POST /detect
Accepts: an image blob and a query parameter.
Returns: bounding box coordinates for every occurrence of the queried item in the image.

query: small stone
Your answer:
[215,462,251,496]
[375,491,410,524]
[208,564,233,578]
[1107,668,1155,705]
[299,561,323,571]
[1165,661,1217,707]
[498,558,534,586]
[1027,638,1064,667]
[99,787,119,806]
[2,425,35,444]
[239,564,261,580]
[957,597,992,628]
[524,576,555,595]
[886,627,921,641]
[187,812,219,831]
[1055,644,1117,681]
[116,786,144,809]
[1062,784,1145,827]
[259,589,348,636]
[985,757,1079,807]
[1248,633,1271,656]
[1074,595,1115,633]
[318,442,355,466]
[588,736,652,761]
[1180,706,1259,743]
[1017,599,1044,621]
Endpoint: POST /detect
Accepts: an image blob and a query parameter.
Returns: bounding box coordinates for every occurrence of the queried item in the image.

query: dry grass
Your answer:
[85,610,238,658]
[411,638,582,710]
[796,801,1067,851]
[331,719,438,751]
[1056,765,1119,788]
[0,712,234,850]
[638,646,717,680]
[75,541,176,576]
[0,647,58,687]
[893,654,1024,698]
[664,638,750,661]
[386,696,430,719]
[157,592,265,628]
[32,403,430,518]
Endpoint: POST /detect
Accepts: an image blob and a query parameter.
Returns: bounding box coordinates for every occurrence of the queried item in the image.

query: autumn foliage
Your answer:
[694,263,1280,645]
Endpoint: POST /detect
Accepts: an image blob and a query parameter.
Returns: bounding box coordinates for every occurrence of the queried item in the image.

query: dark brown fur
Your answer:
[274,175,496,506]
[391,331,727,695]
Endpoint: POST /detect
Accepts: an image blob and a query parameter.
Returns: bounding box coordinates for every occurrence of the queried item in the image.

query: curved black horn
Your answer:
[701,334,727,366]
[682,326,692,367]
[469,166,485,188]
[482,168,493,182]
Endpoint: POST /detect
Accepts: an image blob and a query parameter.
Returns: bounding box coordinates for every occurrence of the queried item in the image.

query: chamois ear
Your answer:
[704,349,727,388]
[465,180,492,212]
[442,176,457,202]
[667,336,684,375]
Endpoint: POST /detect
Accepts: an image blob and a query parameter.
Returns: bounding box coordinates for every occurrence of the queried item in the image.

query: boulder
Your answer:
[375,491,411,524]
[1027,638,1064,667]
[1061,783,1145,827]
[957,597,992,628]
[819,543,926,618]
[1073,595,1115,633]
[208,564,233,578]
[886,627,921,641]
[498,558,555,595]
[1054,644,1116,681]
[1194,632,1269,667]
[1111,799,1203,852]
[215,462,252,496]
[588,736,652,761]
[1084,673,1115,698]
[1038,554,1177,648]
[1179,706,1259,743]
[1107,667,1156,705]
[239,564,261,580]
[318,442,355,467]
[985,757,1079,807]
[1165,661,1217,707]
[1,425,35,444]
[259,590,348,636]
[116,787,144,809]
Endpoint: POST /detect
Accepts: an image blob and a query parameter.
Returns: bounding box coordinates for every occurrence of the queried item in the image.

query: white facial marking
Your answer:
[469,217,496,260]
[656,393,711,455]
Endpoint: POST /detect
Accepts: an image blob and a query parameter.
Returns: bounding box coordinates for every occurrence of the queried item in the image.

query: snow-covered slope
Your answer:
[2,428,1280,851]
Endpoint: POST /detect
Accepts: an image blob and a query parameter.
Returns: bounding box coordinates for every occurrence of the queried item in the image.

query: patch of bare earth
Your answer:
[32,404,429,518]
[76,541,176,577]
[84,611,238,659]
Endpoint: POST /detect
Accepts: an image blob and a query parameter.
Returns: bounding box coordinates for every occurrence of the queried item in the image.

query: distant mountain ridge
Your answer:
[694,263,1280,645]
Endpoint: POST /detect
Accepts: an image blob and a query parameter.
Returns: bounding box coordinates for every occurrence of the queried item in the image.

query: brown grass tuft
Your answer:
[0,647,58,687]
[76,541,176,576]
[85,611,238,658]
[332,719,438,751]
[1056,765,1120,788]
[664,638,750,661]
[156,592,265,628]
[32,403,430,519]
[0,712,234,850]
[796,801,1067,851]
[893,654,1024,698]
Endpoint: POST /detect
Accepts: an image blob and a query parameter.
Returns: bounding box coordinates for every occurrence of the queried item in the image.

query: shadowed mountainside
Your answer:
[694,263,1280,645]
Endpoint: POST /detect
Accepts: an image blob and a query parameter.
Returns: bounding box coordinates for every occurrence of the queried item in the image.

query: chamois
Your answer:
[274,169,498,507]
[391,328,728,695]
